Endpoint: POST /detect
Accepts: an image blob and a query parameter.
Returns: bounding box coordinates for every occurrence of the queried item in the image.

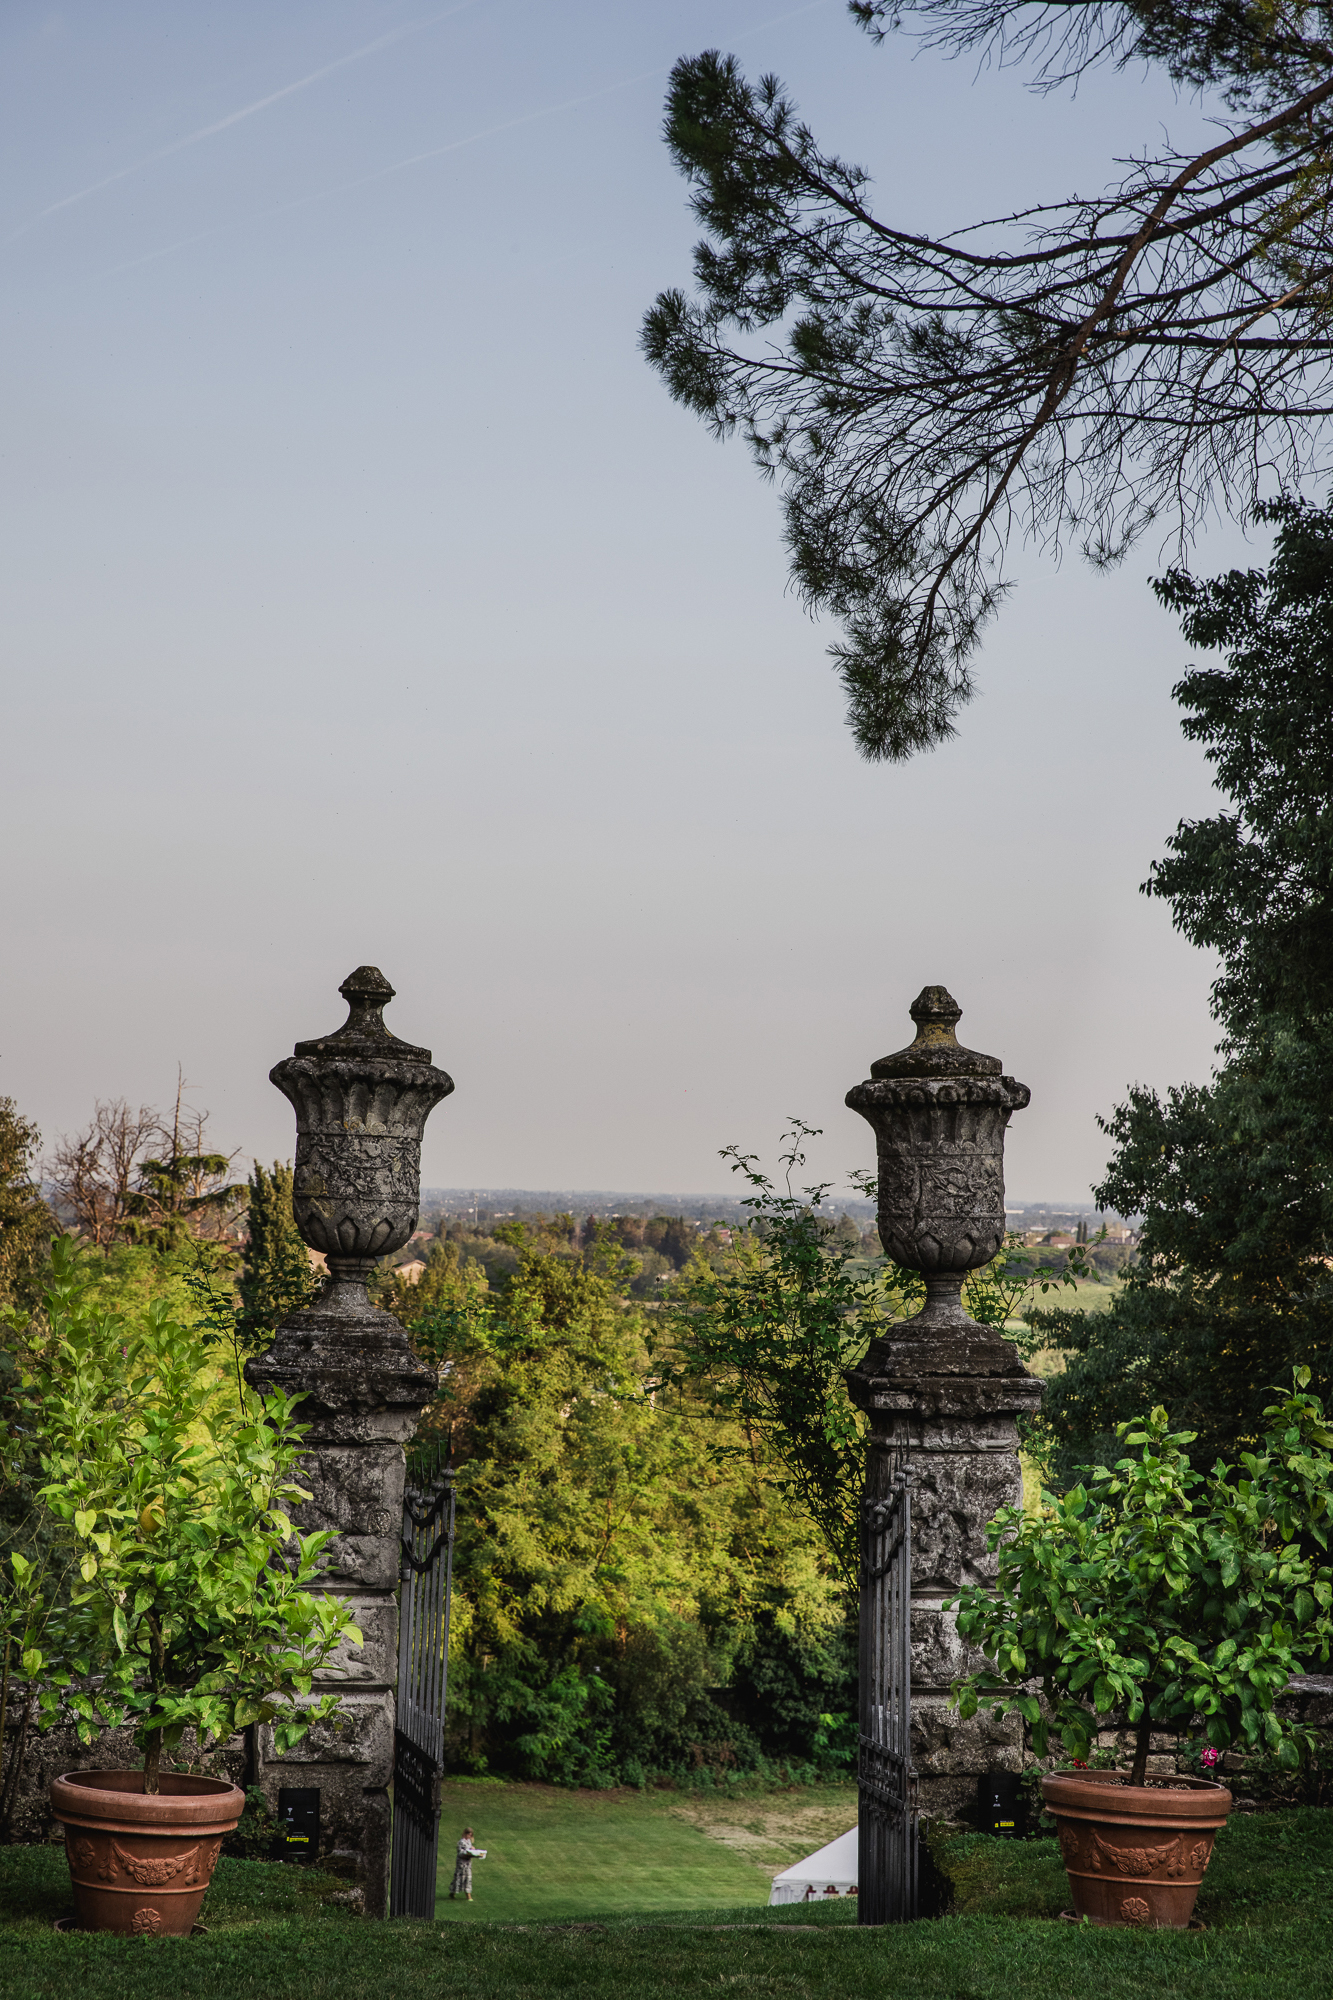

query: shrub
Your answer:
[5,1238,359,1793]
[954,1372,1333,1784]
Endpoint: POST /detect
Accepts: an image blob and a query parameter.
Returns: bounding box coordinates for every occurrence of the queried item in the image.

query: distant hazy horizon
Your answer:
[418,1188,1121,1217]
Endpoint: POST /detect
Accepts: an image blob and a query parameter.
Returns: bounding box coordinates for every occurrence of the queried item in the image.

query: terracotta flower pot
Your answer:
[51,1769,245,1936]
[1042,1769,1232,1929]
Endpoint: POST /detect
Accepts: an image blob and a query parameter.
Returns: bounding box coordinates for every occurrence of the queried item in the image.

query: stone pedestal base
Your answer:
[255,1694,394,1907]
[246,1281,436,1919]
[851,1310,1042,1828]
[911,1697,1026,1820]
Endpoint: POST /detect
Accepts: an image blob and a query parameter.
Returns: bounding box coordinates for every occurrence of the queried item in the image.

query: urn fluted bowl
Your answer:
[270,965,454,1277]
[846,986,1029,1279]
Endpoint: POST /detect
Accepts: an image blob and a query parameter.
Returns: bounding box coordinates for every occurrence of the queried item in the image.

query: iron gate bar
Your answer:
[858,1467,917,1925]
[390,1458,455,1920]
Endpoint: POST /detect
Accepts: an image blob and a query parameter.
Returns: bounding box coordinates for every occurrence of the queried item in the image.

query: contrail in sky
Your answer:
[91,0,836,283]
[96,68,667,277]
[3,2,485,247]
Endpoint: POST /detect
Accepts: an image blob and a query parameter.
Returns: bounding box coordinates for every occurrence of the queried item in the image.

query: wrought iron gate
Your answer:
[858,1466,917,1924]
[390,1453,455,1920]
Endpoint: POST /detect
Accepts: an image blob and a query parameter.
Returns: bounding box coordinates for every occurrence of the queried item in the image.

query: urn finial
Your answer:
[870,985,1002,1081]
[294,965,431,1061]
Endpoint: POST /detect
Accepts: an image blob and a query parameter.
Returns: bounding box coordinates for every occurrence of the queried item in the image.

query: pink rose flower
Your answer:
[1200,1746,1220,1768]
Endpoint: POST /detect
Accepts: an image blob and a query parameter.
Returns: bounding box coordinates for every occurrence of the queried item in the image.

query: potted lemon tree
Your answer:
[9,1241,359,1936]
[952,1374,1333,1929]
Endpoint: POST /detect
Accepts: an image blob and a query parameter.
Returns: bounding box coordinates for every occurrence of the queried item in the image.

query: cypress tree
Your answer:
[238,1161,319,1345]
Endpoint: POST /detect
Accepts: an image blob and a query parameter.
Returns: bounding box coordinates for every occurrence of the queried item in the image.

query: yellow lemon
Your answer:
[138,1503,163,1535]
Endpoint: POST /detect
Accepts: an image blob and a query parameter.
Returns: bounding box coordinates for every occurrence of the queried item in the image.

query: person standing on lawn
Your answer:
[449,1826,487,1902]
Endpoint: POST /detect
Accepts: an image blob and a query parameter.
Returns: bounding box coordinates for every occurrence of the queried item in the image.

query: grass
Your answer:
[941,1808,1333,1929]
[433,1776,856,1919]
[1,1799,1331,2000]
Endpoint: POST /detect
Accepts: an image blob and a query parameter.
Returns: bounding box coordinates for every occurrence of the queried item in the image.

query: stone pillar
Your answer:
[846,987,1042,1820]
[245,966,451,1916]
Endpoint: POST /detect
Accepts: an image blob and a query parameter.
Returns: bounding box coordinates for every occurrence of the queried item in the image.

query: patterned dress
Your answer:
[450,1835,484,1896]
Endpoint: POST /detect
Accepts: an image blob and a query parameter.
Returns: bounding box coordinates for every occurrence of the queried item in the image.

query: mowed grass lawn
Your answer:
[433,1776,849,1918]
[1,1794,1331,2000]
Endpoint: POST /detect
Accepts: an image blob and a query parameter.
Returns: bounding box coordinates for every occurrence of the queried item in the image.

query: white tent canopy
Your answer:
[768,1826,858,1905]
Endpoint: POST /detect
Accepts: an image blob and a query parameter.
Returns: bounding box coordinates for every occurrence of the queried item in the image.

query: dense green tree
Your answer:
[724,1607,858,1771]
[237,1163,319,1349]
[375,1236,486,1329]
[1033,498,1333,1480]
[669,1132,909,1586]
[0,1098,52,1308]
[400,1241,849,1784]
[0,1106,61,1716]
[645,10,1333,758]
[1147,497,1333,1040]
[672,1126,1083,1579]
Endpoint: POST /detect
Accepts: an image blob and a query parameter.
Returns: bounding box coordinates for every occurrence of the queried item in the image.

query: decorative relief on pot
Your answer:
[66,1835,111,1879]
[184,1838,222,1886]
[1058,1825,1083,1869]
[1119,1895,1152,1926]
[111,1839,199,1887]
[131,1907,164,1935]
[1090,1830,1183,1878]
[1189,1838,1212,1873]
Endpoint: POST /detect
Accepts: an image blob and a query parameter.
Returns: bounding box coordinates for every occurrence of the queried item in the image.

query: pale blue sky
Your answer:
[1,1,1247,1199]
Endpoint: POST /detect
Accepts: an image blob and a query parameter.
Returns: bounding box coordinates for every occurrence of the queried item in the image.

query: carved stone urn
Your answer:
[274,964,453,1286]
[249,965,451,1420]
[845,984,1030,1347]
[844,986,1042,1821]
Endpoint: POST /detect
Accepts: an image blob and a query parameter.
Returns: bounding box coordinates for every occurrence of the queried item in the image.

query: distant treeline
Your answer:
[397,1208,882,1303]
